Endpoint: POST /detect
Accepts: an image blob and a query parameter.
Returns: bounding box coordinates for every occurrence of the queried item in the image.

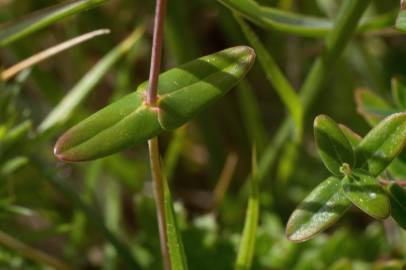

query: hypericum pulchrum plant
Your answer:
[286,113,406,242]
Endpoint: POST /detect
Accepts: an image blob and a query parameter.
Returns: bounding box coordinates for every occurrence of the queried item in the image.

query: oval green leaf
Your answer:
[355,112,406,176]
[54,91,162,162]
[314,115,354,177]
[55,46,255,161]
[387,183,406,229]
[156,46,255,130]
[342,169,390,219]
[0,0,108,47]
[286,177,351,242]
[355,88,395,127]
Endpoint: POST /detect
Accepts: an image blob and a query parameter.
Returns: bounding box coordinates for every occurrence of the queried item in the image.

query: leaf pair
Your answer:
[287,113,406,242]
[54,46,256,162]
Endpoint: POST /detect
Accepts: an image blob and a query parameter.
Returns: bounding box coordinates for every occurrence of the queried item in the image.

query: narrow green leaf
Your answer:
[314,115,354,177]
[38,25,144,134]
[391,77,406,110]
[387,183,406,229]
[164,180,189,270]
[355,89,395,126]
[339,124,362,148]
[342,169,390,219]
[286,177,351,242]
[355,112,406,176]
[236,147,259,270]
[54,92,162,162]
[0,0,108,47]
[55,46,255,161]
[156,46,255,130]
[235,15,303,139]
[218,0,395,38]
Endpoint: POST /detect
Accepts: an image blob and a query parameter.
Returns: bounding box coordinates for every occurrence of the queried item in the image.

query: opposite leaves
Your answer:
[54,46,255,161]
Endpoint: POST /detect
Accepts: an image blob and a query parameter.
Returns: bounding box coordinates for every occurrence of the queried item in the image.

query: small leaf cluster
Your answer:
[286,113,406,242]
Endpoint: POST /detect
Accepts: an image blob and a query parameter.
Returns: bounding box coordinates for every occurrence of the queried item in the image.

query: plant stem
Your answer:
[146,0,171,269]
[146,0,167,106]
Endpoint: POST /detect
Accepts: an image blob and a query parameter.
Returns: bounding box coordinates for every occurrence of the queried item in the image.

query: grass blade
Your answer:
[38,25,144,134]
[236,147,259,270]
[218,0,393,38]
[1,29,110,81]
[235,15,303,139]
[164,179,189,270]
[0,0,108,46]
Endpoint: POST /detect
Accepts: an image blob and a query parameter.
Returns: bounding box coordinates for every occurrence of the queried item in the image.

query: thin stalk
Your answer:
[146,0,167,106]
[146,0,170,270]
[379,179,406,187]
[0,230,73,270]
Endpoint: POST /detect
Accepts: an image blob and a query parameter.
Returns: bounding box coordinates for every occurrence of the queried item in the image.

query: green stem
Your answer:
[255,0,371,185]
[0,230,73,270]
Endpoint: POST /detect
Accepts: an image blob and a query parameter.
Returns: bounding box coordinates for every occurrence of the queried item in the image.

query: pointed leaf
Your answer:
[286,177,351,242]
[39,26,144,134]
[164,180,189,270]
[156,46,255,130]
[355,112,406,176]
[314,115,354,177]
[355,89,395,126]
[339,124,362,148]
[0,0,108,47]
[391,77,406,110]
[54,92,162,162]
[387,183,406,229]
[342,169,390,219]
[55,46,255,161]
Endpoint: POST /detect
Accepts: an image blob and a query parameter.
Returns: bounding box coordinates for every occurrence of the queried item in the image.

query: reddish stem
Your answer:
[379,179,406,187]
[146,0,167,105]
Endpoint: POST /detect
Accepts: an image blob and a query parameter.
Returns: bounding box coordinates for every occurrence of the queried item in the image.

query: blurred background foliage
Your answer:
[0,0,405,269]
